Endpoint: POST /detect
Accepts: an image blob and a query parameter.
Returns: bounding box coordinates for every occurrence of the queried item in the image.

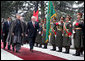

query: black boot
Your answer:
[51,45,56,51]
[63,47,69,54]
[43,44,47,49]
[73,49,80,56]
[66,48,69,54]
[39,44,42,48]
[80,47,84,55]
[57,47,62,52]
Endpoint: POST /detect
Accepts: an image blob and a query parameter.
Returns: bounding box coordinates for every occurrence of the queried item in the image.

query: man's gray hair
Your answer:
[31,16,37,20]
[16,13,21,16]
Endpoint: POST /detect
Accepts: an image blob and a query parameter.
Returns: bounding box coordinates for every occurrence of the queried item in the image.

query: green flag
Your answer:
[45,1,57,43]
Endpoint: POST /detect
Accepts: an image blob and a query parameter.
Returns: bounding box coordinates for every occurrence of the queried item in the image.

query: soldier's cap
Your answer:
[77,13,82,16]
[66,15,71,20]
[60,16,65,20]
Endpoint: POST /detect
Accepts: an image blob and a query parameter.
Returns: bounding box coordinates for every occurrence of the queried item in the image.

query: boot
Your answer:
[80,47,84,55]
[73,49,80,56]
[51,45,56,51]
[57,47,62,52]
[66,48,69,53]
[63,47,69,54]
[43,44,47,49]
[39,44,42,48]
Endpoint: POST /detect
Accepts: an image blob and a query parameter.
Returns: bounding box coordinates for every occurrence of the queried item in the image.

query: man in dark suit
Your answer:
[2,17,11,50]
[12,14,24,53]
[26,16,40,52]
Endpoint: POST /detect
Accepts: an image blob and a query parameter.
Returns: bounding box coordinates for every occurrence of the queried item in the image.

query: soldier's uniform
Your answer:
[55,20,64,52]
[63,16,72,54]
[35,23,43,47]
[42,23,48,49]
[50,22,56,51]
[73,13,84,56]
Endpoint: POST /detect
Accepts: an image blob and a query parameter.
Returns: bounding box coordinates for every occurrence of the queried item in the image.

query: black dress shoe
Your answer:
[16,51,20,53]
[30,49,33,52]
[8,48,11,50]
[8,49,11,51]
[50,49,56,51]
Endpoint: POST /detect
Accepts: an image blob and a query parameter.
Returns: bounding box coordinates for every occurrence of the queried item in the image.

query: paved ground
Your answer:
[1,44,84,60]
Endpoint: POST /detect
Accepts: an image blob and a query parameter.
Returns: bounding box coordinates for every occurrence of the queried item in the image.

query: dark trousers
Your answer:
[2,35,7,49]
[3,41,6,48]
[29,37,36,50]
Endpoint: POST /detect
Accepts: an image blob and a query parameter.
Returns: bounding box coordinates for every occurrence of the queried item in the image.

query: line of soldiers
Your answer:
[35,12,84,56]
[1,12,84,56]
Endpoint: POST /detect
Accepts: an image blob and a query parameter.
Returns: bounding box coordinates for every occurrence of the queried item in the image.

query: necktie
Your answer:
[33,24,35,28]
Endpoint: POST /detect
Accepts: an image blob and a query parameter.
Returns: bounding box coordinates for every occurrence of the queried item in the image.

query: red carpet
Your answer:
[1,41,67,60]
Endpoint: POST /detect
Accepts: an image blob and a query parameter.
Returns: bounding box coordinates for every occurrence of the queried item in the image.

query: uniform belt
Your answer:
[75,28,82,29]
[57,29,62,31]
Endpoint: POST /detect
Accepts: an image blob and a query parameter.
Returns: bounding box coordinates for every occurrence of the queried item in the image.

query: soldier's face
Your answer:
[61,17,64,20]
[66,17,69,21]
[77,15,81,19]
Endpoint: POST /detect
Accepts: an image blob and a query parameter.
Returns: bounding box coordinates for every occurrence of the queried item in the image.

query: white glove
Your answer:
[39,31,41,34]
[62,34,64,36]
[55,35,56,38]
[73,30,75,33]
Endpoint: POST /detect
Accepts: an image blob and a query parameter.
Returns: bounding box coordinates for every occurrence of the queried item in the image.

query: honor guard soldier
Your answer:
[55,16,64,52]
[73,13,84,56]
[63,15,72,54]
[50,17,57,51]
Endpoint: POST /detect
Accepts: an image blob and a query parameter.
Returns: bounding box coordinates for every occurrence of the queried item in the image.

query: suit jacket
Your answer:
[13,19,23,36]
[2,21,11,42]
[3,21,11,35]
[26,21,39,38]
